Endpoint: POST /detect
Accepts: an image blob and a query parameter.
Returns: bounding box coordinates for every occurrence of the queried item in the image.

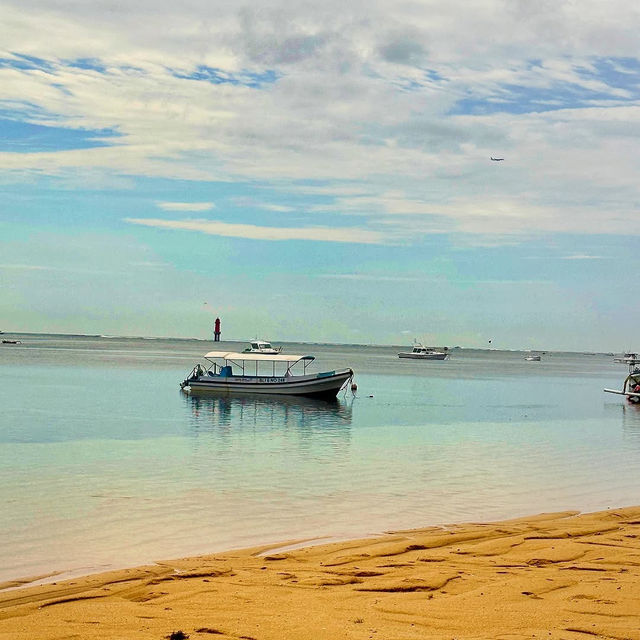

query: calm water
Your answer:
[1,334,639,584]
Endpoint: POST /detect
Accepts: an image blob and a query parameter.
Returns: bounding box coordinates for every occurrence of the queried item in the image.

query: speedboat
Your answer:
[398,343,448,360]
[181,351,353,399]
[525,354,541,361]
[243,340,281,354]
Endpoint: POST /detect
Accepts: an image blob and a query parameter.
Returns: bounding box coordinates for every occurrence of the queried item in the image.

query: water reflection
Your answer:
[621,402,640,441]
[183,392,353,437]
[603,398,640,443]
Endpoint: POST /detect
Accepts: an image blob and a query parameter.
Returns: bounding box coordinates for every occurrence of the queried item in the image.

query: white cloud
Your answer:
[0,263,124,275]
[125,217,386,244]
[318,273,424,282]
[230,197,295,212]
[259,203,295,212]
[155,201,215,211]
[560,254,605,260]
[2,0,640,240]
[318,273,550,285]
[0,263,52,271]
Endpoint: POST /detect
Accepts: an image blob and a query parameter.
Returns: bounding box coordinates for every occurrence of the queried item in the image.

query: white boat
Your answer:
[604,364,640,403]
[243,340,282,354]
[525,354,541,361]
[614,352,640,365]
[398,343,448,360]
[181,351,353,399]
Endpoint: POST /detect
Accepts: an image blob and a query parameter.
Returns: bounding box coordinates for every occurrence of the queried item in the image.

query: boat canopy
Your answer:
[204,351,314,363]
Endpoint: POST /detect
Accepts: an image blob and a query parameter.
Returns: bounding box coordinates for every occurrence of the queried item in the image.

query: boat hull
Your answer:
[182,368,353,399]
[243,350,280,354]
[398,353,447,360]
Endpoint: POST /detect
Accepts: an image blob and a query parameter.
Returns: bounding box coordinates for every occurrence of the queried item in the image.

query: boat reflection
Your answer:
[621,402,640,441]
[183,392,353,438]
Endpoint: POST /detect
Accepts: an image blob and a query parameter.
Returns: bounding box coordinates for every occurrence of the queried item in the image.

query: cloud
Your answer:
[0,263,52,270]
[125,217,386,244]
[259,203,295,212]
[560,254,604,260]
[155,201,215,211]
[230,196,295,212]
[318,273,424,282]
[318,273,550,285]
[2,0,640,241]
[378,27,428,66]
[0,263,125,275]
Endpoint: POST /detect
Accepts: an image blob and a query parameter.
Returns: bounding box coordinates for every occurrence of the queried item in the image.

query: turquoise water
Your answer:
[1,334,639,583]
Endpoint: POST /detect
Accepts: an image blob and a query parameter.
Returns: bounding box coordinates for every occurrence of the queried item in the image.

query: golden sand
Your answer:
[1,507,639,639]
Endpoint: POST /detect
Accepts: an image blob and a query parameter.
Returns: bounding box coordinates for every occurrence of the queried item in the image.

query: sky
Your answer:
[1,0,640,350]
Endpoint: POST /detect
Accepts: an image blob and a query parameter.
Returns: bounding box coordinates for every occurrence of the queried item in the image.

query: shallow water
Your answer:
[1,334,639,583]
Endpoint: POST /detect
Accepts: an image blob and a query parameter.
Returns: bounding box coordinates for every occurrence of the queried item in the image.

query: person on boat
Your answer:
[627,380,640,403]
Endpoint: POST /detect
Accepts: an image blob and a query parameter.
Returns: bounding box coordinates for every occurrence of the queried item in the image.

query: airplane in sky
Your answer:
[490,157,504,161]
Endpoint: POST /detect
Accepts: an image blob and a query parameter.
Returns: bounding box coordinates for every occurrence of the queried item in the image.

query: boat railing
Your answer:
[186,364,206,380]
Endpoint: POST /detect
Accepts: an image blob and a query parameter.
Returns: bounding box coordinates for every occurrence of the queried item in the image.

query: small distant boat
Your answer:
[614,352,640,365]
[181,351,353,399]
[398,343,448,360]
[605,363,640,403]
[1,339,21,344]
[525,353,541,361]
[243,340,282,354]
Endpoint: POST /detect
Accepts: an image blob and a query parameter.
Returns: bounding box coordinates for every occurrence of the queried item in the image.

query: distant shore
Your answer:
[1,506,639,639]
[0,331,620,354]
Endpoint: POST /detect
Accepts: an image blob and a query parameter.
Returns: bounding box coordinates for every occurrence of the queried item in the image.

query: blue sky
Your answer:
[1,0,640,350]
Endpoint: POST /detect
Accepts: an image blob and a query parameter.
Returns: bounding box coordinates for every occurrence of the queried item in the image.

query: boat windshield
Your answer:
[250,341,273,350]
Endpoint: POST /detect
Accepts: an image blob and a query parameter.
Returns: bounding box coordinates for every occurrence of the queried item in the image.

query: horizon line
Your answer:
[0,331,619,354]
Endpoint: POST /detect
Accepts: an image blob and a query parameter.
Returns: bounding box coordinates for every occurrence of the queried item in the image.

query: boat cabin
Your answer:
[243,340,281,354]
[252,341,274,351]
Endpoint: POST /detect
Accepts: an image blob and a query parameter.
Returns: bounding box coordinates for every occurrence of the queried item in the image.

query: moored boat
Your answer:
[398,343,448,360]
[243,340,282,354]
[181,351,353,399]
[604,363,640,403]
[614,352,640,365]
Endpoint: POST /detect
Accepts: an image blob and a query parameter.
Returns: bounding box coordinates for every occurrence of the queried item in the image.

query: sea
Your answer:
[1,333,639,585]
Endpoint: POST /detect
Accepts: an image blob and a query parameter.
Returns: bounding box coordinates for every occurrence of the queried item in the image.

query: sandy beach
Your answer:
[1,507,639,640]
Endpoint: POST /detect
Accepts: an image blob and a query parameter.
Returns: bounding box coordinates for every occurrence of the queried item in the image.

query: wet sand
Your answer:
[1,506,639,639]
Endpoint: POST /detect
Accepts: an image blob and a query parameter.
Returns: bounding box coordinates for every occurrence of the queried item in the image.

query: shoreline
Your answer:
[1,506,639,639]
[1,332,619,354]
